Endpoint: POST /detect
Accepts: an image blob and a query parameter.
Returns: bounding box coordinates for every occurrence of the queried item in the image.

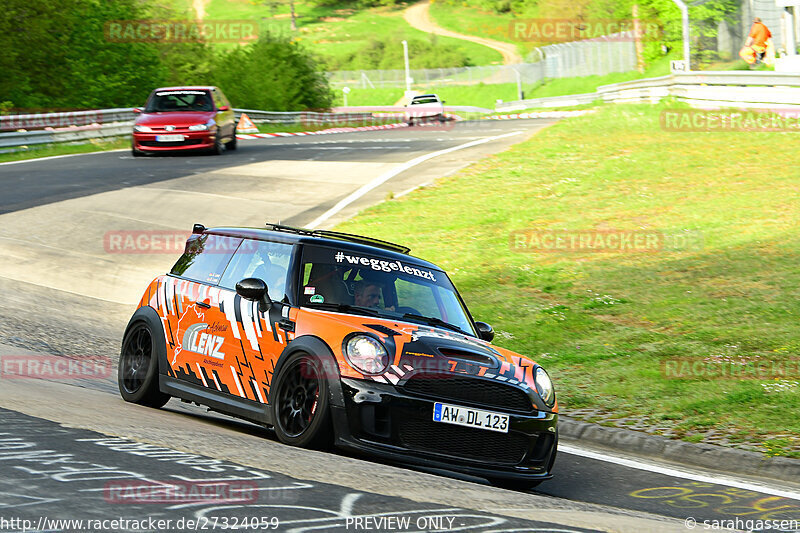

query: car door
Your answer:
[215,238,294,405]
[166,233,242,392]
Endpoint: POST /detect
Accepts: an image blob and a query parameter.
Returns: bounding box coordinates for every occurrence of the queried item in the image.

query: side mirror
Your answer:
[218,105,230,111]
[474,321,494,342]
[133,108,142,114]
[236,278,271,312]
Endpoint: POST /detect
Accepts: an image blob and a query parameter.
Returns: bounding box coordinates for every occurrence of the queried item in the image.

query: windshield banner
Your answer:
[334,251,437,282]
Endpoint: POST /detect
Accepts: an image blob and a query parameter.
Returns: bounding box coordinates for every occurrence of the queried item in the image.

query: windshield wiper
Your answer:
[402,313,469,335]
[306,302,380,317]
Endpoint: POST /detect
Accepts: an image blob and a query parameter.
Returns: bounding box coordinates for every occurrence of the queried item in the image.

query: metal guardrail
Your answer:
[496,71,800,111]
[0,108,399,153]
[231,109,377,124]
[0,123,133,151]
[332,105,494,114]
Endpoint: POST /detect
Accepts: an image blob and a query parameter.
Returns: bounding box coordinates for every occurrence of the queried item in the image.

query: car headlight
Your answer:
[133,125,152,133]
[344,335,389,375]
[534,366,555,407]
[188,123,210,131]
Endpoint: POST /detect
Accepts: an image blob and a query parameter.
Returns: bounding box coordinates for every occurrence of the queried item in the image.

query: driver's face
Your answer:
[356,285,381,307]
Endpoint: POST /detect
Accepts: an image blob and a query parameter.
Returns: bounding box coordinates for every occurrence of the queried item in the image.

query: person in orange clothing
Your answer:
[745,17,772,64]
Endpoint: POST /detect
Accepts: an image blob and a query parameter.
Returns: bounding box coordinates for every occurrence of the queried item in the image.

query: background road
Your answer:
[0,119,797,532]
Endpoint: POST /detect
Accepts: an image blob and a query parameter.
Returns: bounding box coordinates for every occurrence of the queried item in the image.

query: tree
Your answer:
[213,32,333,110]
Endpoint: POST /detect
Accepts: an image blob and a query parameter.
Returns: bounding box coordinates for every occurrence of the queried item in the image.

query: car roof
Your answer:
[412,94,439,99]
[152,86,217,92]
[201,225,443,271]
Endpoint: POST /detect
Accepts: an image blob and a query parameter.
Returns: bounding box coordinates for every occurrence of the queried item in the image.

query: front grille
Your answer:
[150,127,191,132]
[140,139,204,147]
[401,373,533,413]
[397,415,528,465]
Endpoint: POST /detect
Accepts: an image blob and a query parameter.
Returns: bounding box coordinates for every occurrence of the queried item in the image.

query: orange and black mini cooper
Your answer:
[118,224,558,487]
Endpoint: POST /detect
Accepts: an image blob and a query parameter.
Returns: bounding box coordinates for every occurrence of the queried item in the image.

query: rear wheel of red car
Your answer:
[118,322,170,408]
[271,352,332,449]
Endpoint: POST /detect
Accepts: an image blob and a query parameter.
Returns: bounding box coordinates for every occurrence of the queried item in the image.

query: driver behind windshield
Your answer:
[354,280,395,312]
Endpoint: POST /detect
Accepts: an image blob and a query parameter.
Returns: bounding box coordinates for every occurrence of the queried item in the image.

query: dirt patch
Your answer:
[403,0,521,64]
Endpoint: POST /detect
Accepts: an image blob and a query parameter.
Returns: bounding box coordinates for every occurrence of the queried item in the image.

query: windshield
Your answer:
[145,90,213,112]
[299,245,476,336]
[411,97,440,105]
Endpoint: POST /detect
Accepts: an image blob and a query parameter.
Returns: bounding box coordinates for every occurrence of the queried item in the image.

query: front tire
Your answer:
[270,352,332,449]
[226,128,237,151]
[118,321,170,408]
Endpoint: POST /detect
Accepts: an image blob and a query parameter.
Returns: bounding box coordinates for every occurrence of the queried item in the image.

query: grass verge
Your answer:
[187,0,503,67]
[335,102,800,457]
[0,137,129,164]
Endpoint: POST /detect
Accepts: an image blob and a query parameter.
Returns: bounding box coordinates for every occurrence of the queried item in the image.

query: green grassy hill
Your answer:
[167,0,502,69]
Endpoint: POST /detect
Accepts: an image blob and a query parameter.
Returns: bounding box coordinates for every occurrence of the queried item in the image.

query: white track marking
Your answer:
[0,149,127,166]
[306,131,524,229]
[339,493,362,517]
[559,442,800,501]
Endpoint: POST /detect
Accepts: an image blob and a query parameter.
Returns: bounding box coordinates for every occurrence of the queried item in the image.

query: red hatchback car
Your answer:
[132,86,237,156]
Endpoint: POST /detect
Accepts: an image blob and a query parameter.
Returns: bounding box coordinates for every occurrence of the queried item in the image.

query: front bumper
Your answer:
[332,377,558,482]
[132,131,215,152]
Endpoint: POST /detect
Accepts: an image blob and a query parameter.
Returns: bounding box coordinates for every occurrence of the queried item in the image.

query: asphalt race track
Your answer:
[0,120,798,533]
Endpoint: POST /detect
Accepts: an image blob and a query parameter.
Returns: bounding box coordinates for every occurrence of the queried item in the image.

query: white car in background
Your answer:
[405,94,446,125]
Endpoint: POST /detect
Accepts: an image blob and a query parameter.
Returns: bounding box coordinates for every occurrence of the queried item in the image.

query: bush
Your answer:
[329,35,474,70]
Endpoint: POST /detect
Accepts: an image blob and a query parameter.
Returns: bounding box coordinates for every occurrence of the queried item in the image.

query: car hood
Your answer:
[135,111,216,127]
[293,307,555,411]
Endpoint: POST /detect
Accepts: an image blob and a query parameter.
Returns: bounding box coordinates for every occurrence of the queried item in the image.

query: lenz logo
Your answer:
[182,323,225,359]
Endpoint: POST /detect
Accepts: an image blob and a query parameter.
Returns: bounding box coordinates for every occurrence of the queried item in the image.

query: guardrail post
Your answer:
[671,0,691,68]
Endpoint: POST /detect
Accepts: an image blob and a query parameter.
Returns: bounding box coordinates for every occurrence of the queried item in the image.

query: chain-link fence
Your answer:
[326,33,636,88]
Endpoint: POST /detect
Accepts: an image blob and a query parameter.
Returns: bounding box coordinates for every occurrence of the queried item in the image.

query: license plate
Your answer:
[155,134,185,142]
[433,402,509,433]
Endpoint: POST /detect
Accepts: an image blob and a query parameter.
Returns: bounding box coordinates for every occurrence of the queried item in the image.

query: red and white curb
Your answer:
[235,111,590,140]
[235,114,467,140]
[484,110,595,120]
